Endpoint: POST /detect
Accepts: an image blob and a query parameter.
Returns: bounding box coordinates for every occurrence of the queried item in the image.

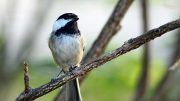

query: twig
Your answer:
[169,59,180,71]
[16,19,180,101]
[54,0,134,100]
[150,58,180,101]
[23,62,31,93]
[134,0,150,101]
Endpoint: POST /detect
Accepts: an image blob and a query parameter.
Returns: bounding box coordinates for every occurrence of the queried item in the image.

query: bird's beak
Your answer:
[73,17,79,21]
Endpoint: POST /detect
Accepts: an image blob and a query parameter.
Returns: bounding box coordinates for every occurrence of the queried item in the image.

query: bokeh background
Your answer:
[0,0,180,101]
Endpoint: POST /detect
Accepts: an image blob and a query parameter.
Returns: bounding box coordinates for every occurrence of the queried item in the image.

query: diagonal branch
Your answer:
[169,58,180,70]
[150,58,180,101]
[16,18,180,101]
[83,0,134,62]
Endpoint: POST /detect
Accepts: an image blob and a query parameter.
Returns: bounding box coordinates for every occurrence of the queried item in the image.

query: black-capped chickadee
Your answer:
[49,13,85,101]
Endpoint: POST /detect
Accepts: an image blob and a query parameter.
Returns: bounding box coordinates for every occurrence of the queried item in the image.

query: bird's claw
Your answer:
[69,65,78,72]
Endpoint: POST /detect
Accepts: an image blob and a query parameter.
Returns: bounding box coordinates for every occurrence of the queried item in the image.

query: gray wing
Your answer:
[80,35,85,51]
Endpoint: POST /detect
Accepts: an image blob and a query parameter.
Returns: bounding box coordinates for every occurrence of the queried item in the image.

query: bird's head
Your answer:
[53,13,79,32]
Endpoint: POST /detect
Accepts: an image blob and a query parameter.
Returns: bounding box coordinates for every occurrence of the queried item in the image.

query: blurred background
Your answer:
[0,0,180,101]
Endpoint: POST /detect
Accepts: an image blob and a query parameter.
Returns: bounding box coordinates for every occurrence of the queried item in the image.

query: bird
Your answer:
[49,13,85,101]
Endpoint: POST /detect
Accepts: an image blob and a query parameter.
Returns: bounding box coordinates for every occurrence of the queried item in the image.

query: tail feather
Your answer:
[66,78,82,101]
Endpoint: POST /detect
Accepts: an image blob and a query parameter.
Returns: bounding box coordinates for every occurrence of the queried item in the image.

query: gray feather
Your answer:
[66,78,82,101]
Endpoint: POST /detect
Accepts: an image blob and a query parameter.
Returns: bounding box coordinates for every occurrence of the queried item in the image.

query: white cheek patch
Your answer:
[53,19,72,32]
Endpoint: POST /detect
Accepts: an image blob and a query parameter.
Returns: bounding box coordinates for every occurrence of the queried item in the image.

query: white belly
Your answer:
[49,34,83,70]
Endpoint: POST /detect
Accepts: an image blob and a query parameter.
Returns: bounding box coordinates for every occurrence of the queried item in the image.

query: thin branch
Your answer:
[134,0,150,101]
[54,0,134,100]
[23,62,31,93]
[150,58,180,101]
[169,59,180,71]
[16,19,180,101]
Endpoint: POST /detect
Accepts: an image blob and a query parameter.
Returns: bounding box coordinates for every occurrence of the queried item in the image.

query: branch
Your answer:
[150,58,180,101]
[23,62,31,93]
[150,29,180,101]
[169,58,180,70]
[16,19,180,101]
[83,0,134,62]
[134,0,150,100]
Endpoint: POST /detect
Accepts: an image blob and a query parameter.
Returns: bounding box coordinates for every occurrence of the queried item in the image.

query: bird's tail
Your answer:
[66,78,82,101]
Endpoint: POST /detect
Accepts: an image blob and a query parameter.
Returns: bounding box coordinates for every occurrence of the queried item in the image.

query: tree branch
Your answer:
[150,58,180,101]
[83,0,134,62]
[23,62,31,93]
[16,18,180,101]
[134,0,150,100]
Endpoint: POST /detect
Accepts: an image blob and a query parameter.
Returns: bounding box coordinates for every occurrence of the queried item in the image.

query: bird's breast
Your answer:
[49,34,84,68]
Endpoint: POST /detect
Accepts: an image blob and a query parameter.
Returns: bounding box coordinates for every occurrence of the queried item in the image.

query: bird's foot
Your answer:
[69,65,78,72]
